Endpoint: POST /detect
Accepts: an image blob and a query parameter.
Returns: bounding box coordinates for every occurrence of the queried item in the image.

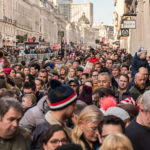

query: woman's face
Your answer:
[43,130,68,150]
[60,68,66,75]
[81,120,99,143]
[10,70,16,78]
[69,69,75,77]
[35,80,43,92]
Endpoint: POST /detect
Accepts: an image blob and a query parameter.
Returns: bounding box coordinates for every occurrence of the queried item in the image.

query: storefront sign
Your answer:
[123,20,136,29]
[121,28,129,37]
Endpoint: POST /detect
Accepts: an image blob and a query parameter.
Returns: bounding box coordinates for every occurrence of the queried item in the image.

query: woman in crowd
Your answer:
[100,133,133,150]
[40,125,70,150]
[72,105,103,150]
[67,67,77,81]
[35,78,46,101]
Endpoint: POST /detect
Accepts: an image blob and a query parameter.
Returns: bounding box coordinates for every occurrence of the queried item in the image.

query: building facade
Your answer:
[113,0,150,55]
[0,0,79,48]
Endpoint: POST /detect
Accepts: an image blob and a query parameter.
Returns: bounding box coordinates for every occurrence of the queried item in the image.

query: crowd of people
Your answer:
[0,46,150,150]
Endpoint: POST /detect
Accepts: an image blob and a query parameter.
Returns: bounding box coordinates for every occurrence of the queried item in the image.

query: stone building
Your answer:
[113,0,150,55]
[0,0,78,48]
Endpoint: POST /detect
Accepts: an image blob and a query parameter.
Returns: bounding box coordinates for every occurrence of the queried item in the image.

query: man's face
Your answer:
[139,68,149,80]
[38,72,47,83]
[30,67,38,75]
[140,108,150,128]
[106,60,113,69]
[77,71,83,78]
[94,64,101,73]
[64,101,77,119]
[92,71,98,84]
[81,75,87,84]
[98,75,111,88]
[24,68,30,76]
[0,107,22,139]
[135,74,146,89]
[23,88,34,95]
[118,76,128,90]
[73,62,79,69]
[100,124,123,143]
[112,68,120,78]
[121,67,128,74]
[69,81,78,91]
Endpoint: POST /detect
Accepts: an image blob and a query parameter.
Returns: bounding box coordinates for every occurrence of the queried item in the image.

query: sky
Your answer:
[73,0,114,25]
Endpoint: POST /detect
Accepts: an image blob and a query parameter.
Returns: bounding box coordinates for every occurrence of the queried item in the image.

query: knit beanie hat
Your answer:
[48,79,77,110]
[137,46,147,56]
[105,106,130,121]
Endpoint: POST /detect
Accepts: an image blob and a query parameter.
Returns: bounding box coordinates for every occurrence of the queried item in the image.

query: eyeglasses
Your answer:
[49,138,68,145]
[87,126,98,132]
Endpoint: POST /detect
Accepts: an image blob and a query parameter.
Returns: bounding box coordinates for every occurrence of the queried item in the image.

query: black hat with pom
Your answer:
[48,79,77,110]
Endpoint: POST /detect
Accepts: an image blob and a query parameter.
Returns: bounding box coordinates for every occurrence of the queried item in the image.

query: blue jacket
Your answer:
[131,52,150,79]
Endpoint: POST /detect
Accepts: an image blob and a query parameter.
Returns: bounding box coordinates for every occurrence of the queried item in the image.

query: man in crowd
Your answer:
[129,72,146,100]
[106,59,113,71]
[138,66,150,87]
[91,70,99,90]
[117,74,130,101]
[98,72,112,89]
[0,97,31,150]
[38,69,48,84]
[30,63,40,78]
[97,115,125,144]
[32,79,77,150]
[94,62,102,73]
[126,90,150,150]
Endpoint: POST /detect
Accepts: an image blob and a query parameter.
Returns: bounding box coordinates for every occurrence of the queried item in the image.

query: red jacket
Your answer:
[88,57,98,64]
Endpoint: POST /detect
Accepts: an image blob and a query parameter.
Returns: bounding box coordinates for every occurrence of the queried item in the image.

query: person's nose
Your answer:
[12,120,18,128]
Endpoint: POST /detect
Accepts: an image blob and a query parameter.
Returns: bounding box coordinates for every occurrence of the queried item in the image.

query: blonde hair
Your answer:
[71,105,103,150]
[22,94,37,105]
[101,133,133,150]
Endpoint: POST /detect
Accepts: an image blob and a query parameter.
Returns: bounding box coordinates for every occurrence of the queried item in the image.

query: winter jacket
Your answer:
[32,111,71,150]
[0,126,31,150]
[19,96,49,133]
[88,57,99,64]
[129,85,145,101]
[131,53,150,79]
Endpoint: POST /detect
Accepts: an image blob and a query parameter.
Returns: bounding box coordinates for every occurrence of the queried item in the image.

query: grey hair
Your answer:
[112,64,120,70]
[0,97,23,118]
[141,90,150,111]
[98,72,111,82]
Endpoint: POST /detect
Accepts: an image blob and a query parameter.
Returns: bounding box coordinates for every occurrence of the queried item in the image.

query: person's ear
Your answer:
[46,97,51,107]
[78,120,84,130]
[43,144,47,150]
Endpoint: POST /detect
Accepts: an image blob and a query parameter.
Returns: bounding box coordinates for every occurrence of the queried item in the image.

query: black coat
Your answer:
[131,53,150,79]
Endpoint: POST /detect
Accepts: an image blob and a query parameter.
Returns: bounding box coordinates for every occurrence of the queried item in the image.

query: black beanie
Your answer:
[48,79,77,110]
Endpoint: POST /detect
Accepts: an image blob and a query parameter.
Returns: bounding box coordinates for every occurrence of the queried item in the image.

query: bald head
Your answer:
[134,73,146,90]
[138,67,149,80]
